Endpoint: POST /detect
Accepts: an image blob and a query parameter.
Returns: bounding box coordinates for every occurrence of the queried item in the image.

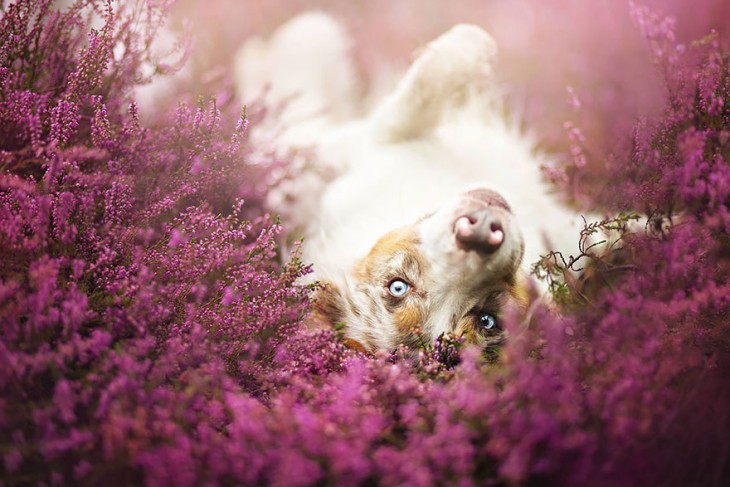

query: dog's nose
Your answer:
[454,211,504,253]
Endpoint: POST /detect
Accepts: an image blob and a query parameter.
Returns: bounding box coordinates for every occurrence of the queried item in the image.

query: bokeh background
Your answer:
[165,0,730,163]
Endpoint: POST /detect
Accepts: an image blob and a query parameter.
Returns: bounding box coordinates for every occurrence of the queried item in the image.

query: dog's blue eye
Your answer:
[388,279,410,297]
[479,313,497,330]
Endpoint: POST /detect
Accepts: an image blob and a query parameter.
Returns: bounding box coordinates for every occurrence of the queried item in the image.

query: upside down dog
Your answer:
[235,13,586,352]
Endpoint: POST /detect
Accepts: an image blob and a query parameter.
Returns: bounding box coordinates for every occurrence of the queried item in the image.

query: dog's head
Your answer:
[313,186,525,352]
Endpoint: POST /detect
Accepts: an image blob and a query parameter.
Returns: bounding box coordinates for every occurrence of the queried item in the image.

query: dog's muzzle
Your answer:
[453,188,512,254]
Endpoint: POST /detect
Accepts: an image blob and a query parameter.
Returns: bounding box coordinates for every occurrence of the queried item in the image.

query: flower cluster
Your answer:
[1,1,729,486]
[1,1,316,484]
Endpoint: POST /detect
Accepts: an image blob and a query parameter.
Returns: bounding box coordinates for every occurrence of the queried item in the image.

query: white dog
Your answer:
[235,12,586,352]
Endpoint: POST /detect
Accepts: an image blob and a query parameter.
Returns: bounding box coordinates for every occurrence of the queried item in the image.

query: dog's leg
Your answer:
[233,11,357,133]
[233,12,359,255]
[370,24,498,142]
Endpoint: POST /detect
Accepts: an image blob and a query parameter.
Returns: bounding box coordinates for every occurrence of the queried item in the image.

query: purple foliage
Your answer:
[1,1,729,486]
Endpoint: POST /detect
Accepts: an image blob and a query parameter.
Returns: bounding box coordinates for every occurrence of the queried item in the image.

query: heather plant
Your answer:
[1,1,317,484]
[518,4,730,482]
[2,1,730,486]
[531,212,642,307]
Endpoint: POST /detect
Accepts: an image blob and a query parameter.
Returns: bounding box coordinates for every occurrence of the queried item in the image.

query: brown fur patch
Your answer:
[341,338,368,354]
[356,225,424,280]
[507,270,530,309]
[394,304,423,333]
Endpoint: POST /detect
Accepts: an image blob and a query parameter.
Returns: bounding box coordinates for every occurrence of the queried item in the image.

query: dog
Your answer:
[234,12,587,352]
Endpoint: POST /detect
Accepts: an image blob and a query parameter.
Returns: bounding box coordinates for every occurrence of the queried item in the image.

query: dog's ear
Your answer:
[370,24,497,142]
[311,281,347,327]
[310,281,369,353]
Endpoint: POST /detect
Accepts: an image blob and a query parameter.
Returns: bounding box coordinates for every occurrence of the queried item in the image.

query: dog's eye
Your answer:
[478,313,497,330]
[387,279,410,297]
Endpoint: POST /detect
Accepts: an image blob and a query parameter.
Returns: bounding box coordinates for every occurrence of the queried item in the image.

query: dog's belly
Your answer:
[305,136,464,275]
[304,118,585,280]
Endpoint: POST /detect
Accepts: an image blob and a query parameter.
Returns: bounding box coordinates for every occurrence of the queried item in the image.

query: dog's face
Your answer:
[314,187,525,352]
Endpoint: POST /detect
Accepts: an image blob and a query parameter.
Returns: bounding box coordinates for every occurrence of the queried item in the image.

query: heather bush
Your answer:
[2,1,729,486]
[1,1,317,484]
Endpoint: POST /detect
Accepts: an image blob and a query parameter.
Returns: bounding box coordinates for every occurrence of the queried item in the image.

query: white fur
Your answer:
[233,12,357,148]
[234,13,587,299]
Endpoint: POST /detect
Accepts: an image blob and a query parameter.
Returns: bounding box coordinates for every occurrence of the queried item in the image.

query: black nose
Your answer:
[454,210,504,253]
